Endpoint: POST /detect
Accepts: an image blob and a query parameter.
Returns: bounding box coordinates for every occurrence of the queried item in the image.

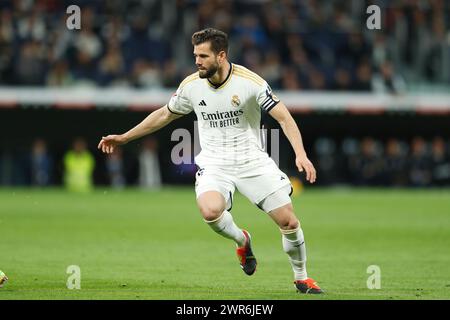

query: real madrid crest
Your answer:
[231,95,241,107]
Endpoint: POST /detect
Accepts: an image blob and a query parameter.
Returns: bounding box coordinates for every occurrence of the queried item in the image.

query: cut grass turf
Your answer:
[0,187,449,300]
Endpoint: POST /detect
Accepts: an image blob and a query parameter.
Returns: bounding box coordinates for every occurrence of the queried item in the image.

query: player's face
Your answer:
[194,42,220,79]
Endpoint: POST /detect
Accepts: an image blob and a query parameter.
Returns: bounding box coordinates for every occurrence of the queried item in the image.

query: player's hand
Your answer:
[98,134,126,154]
[295,154,316,183]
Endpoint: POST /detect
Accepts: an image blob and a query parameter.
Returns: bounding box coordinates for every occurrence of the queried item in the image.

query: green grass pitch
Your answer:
[0,187,449,300]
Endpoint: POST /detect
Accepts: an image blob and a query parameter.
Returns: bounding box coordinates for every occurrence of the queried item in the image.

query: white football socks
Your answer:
[205,210,246,247]
[281,225,308,281]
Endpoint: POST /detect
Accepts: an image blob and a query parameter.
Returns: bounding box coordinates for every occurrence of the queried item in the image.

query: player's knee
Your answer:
[280,218,300,231]
[197,192,226,221]
[199,204,224,222]
[277,207,300,230]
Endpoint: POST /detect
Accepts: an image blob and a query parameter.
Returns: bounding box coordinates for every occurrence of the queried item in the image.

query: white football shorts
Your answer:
[195,158,292,213]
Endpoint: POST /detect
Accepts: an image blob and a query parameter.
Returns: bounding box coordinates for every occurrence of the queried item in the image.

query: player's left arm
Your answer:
[269,102,316,183]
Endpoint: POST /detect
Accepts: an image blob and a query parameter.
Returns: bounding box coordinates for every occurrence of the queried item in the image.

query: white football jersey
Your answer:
[167,63,280,169]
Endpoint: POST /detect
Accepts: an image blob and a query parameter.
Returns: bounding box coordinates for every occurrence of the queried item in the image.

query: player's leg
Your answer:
[266,199,306,280]
[260,188,323,294]
[195,167,256,275]
[196,191,246,247]
[235,159,323,292]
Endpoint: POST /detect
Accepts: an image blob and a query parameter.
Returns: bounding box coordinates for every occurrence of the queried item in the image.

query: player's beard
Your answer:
[198,62,219,79]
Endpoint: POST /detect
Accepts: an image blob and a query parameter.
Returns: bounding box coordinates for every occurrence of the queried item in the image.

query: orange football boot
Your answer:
[236,230,257,275]
[294,278,324,294]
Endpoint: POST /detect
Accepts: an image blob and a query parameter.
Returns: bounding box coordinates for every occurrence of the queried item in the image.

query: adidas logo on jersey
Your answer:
[199,100,207,106]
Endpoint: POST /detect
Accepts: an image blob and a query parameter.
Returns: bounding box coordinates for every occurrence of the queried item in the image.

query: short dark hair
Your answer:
[191,28,228,55]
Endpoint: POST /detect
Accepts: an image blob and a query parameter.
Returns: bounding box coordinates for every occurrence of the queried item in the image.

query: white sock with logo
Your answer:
[205,210,246,247]
[281,225,308,281]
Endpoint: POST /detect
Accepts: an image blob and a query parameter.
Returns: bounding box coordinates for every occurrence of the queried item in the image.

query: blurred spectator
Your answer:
[342,137,360,184]
[161,60,181,88]
[259,51,282,88]
[122,11,170,68]
[339,33,370,66]
[63,138,95,192]
[30,138,52,186]
[353,60,372,91]
[46,60,73,87]
[382,138,408,186]
[314,137,340,185]
[106,147,125,189]
[14,41,47,85]
[0,9,14,43]
[139,138,161,189]
[430,136,450,186]
[372,34,389,69]
[0,8,14,83]
[308,68,327,90]
[354,137,384,185]
[100,16,130,44]
[17,5,46,41]
[421,14,448,82]
[281,67,302,90]
[130,59,163,88]
[233,14,268,51]
[331,67,352,91]
[72,7,102,60]
[96,41,126,87]
[408,136,432,187]
[372,61,407,94]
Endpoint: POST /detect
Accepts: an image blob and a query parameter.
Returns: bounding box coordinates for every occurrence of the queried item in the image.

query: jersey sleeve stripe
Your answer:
[233,68,264,83]
[233,70,264,86]
[179,73,199,88]
[234,66,265,83]
[181,72,199,82]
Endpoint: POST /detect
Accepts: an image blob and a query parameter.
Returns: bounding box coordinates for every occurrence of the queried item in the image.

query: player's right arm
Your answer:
[98,105,183,154]
[99,76,195,154]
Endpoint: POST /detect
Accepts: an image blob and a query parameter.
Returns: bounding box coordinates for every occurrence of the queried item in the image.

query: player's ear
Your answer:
[217,50,226,63]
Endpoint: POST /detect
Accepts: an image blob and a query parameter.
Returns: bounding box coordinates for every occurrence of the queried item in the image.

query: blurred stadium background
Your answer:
[1,0,450,300]
[0,0,449,188]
